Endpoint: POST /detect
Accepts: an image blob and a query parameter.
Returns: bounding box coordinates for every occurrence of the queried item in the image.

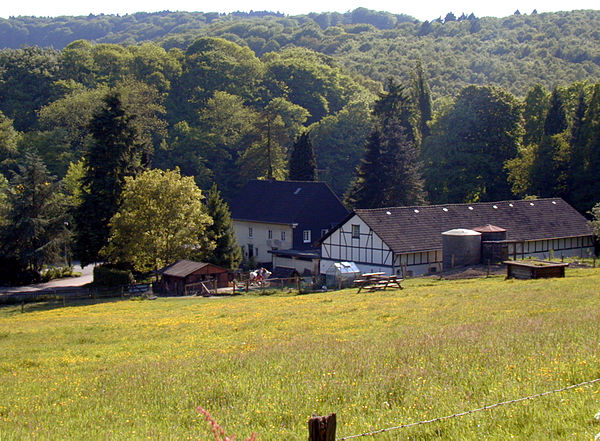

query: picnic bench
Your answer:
[353,272,404,293]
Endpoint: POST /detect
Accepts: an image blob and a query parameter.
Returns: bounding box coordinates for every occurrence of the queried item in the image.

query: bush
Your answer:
[40,266,77,282]
[93,264,134,287]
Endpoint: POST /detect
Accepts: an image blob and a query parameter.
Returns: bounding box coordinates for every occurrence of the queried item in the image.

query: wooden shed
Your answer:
[159,260,230,295]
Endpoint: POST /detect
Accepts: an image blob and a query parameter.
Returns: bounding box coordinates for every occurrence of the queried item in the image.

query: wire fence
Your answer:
[336,377,600,440]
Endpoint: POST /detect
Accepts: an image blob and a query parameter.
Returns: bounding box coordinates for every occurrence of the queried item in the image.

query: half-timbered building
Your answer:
[319,198,594,277]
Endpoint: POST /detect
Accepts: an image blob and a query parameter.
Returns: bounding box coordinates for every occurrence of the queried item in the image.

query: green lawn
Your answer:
[1,269,600,440]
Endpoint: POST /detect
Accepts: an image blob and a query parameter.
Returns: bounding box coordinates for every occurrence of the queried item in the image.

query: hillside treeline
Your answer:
[1,33,600,283]
[0,36,599,209]
[0,39,376,198]
[0,9,599,98]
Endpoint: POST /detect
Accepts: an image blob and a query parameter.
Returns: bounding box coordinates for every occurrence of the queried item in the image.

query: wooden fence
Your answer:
[234,276,316,294]
[0,283,152,309]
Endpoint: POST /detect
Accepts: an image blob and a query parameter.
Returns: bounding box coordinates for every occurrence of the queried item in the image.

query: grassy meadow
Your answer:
[1,269,600,440]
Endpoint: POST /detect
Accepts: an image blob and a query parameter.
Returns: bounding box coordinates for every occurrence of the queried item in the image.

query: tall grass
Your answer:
[0,269,599,440]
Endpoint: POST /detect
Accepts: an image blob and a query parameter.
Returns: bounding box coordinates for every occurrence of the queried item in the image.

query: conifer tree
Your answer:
[288,131,317,181]
[543,88,568,136]
[381,118,426,206]
[346,78,425,208]
[0,152,69,283]
[74,92,144,266]
[204,183,242,270]
[344,131,386,208]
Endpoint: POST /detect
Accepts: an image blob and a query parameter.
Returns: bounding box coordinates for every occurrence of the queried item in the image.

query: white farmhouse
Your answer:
[229,180,349,273]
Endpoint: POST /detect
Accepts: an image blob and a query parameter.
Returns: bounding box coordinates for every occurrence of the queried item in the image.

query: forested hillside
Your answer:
[1,8,599,283]
[1,9,599,97]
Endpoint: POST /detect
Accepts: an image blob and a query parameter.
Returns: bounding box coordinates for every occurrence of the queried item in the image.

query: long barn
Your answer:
[319,198,595,277]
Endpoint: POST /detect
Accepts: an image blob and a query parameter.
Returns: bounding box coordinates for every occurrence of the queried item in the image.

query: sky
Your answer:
[0,0,598,21]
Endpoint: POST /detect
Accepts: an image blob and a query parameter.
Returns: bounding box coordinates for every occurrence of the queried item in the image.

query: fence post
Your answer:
[296,276,301,294]
[308,414,336,441]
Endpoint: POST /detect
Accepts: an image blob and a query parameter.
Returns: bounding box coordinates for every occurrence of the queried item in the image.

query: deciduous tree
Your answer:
[101,168,214,274]
[423,85,522,203]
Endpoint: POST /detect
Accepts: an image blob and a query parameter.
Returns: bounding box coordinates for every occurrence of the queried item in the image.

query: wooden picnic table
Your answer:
[354,273,404,293]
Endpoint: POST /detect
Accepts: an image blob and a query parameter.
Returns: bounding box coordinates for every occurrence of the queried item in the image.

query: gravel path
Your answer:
[0,263,94,293]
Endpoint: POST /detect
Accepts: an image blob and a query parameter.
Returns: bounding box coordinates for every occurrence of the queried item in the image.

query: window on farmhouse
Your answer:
[281,231,286,241]
[303,230,311,243]
[268,230,273,239]
[352,224,360,239]
[248,227,253,238]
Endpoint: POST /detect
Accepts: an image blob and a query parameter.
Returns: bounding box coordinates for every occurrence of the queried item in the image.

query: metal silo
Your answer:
[442,229,482,269]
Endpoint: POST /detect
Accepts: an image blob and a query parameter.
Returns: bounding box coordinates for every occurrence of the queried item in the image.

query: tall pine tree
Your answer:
[204,183,242,270]
[543,88,568,136]
[74,92,144,266]
[344,131,386,208]
[288,131,317,181]
[381,117,426,207]
[346,79,425,208]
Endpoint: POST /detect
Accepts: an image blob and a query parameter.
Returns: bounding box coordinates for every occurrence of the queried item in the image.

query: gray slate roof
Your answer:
[230,180,347,225]
[352,198,592,254]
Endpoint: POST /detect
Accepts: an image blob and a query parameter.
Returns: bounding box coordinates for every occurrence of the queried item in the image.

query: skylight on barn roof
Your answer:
[468,206,474,210]
[386,211,391,215]
[294,187,302,195]
[552,201,557,204]
[442,207,448,212]
[493,205,498,209]
[414,209,420,213]
[530,202,535,206]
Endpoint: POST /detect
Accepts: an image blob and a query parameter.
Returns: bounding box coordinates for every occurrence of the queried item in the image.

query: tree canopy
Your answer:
[102,168,214,274]
[423,85,523,203]
[74,92,145,266]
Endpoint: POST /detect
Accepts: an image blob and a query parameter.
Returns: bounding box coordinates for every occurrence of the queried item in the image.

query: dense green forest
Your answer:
[0,8,599,283]
[1,9,599,97]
